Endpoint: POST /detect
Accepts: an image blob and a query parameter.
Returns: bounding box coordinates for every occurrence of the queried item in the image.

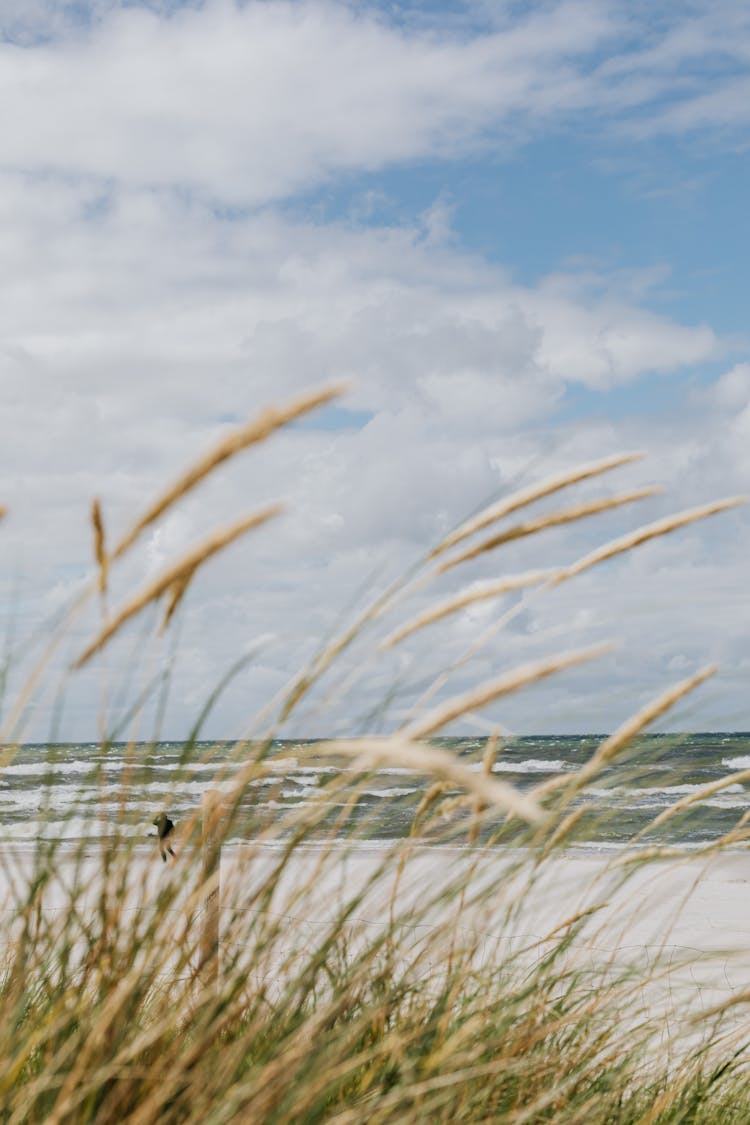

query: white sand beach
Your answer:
[3,840,750,1047]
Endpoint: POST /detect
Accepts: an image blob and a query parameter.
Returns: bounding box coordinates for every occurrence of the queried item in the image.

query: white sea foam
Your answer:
[361,787,418,798]
[492,759,566,773]
[263,798,350,811]
[0,789,56,809]
[1,759,105,777]
[281,764,342,775]
[256,780,417,799]
[580,782,748,811]
[722,756,750,770]
[623,783,745,798]
[0,778,211,812]
[592,782,745,800]
[149,761,231,774]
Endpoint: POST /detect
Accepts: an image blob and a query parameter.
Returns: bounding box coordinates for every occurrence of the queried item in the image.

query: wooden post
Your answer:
[200,789,222,987]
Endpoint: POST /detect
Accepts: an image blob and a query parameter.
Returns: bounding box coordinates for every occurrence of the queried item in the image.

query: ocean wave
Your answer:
[722,756,750,770]
[361,787,418,798]
[0,789,55,808]
[147,760,234,773]
[617,783,746,798]
[274,763,340,775]
[492,759,567,773]
[0,759,110,777]
[593,783,746,801]
[0,778,212,811]
[263,799,351,811]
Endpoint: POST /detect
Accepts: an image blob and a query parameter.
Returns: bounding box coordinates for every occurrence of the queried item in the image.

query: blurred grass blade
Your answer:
[402,644,612,740]
[431,451,645,558]
[437,488,660,574]
[113,381,346,561]
[75,505,281,668]
[534,665,717,800]
[381,569,556,649]
[551,497,747,585]
[322,736,544,823]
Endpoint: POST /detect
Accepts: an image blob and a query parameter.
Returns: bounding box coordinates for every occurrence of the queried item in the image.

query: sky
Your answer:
[1,0,749,741]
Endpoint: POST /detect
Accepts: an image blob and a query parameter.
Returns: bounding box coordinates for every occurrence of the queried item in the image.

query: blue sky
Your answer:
[309,131,749,421]
[367,137,749,331]
[1,0,749,739]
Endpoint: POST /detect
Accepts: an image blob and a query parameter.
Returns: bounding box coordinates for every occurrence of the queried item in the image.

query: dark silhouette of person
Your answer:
[152,813,176,861]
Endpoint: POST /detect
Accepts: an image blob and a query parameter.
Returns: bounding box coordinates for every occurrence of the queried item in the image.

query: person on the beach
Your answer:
[152,813,176,862]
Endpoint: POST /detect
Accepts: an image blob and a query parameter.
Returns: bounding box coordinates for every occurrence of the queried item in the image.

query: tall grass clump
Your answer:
[1,384,750,1123]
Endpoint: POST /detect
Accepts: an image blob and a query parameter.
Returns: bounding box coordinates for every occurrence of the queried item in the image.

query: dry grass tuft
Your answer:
[4,393,749,1125]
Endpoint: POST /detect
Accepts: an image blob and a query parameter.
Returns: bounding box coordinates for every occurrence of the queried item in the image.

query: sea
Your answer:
[2,733,750,852]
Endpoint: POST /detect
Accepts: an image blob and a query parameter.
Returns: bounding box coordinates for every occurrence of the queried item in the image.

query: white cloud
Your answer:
[1,1,748,739]
[0,1,748,210]
[0,0,618,205]
[0,171,743,739]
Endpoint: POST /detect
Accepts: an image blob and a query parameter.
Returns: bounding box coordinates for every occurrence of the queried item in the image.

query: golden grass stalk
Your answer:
[680,824,750,857]
[398,488,740,734]
[543,901,605,941]
[469,733,500,842]
[75,504,282,668]
[0,504,6,521]
[91,497,108,596]
[645,763,750,833]
[401,643,612,741]
[431,451,645,558]
[533,665,717,801]
[539,804,591,858]
[414,781,449,822]
[160,572,194,633]
[549,497,747,586]
[380,569,556,649]
[693,988,750,1022]
[482,733,498,776]
[276,579,404,723]
[266,465,651,728]
[112,381,346,561]
[610,846,685,866]
[437,487,661,574]
[320,736,544,823]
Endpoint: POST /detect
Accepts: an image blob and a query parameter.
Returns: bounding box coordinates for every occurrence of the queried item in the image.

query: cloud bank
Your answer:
[0,0,748,739]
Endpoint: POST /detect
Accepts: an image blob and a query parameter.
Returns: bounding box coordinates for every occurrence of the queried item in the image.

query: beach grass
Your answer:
[1,385,750,1122]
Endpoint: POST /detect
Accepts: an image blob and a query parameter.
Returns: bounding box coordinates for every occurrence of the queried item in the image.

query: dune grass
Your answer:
[0,384,749,1122]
